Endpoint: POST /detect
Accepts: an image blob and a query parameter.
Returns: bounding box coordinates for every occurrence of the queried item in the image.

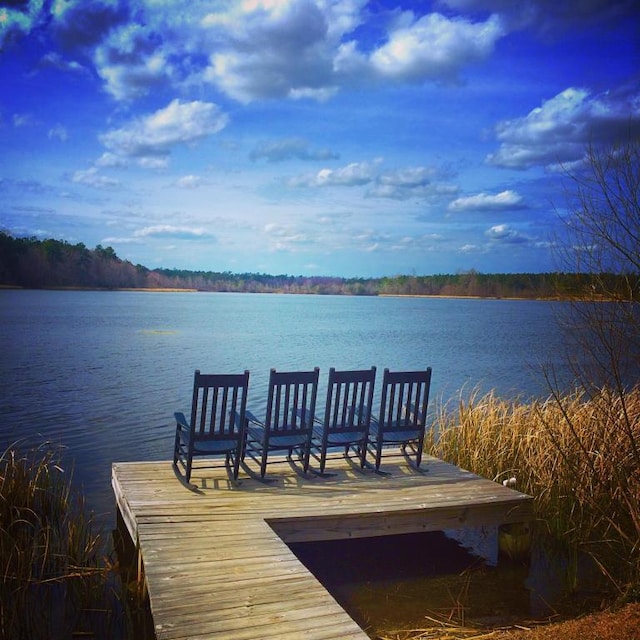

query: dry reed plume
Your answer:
[0,443,118,640]
[425,385,640,600]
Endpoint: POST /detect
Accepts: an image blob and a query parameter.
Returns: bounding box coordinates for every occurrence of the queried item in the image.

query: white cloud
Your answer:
[371,166,458,200]
[264,222,313,251]
[448,189,525,211]
[100,99,228,167]
[95,152,128,168]
[487,87,640,169]
[94,22,177,101]
[202,0,361,103]
[485,223,529,243]
[0,1,48,49]
[12,113,37,128]
[250,137,338,162]
[133,225,215,240]
[71,167,120,189]
[288,160,379,187]
[369,12,504,83]
[48,124,68,142]
[176,175,203,189]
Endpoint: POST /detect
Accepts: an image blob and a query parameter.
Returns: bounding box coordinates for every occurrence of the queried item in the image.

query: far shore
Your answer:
[1,285,571,300]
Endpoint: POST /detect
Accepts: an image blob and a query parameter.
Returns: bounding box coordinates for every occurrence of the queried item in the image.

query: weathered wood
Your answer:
[112,454,532,640]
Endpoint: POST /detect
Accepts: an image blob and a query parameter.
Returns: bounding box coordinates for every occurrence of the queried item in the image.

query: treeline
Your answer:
[0,231,617,299]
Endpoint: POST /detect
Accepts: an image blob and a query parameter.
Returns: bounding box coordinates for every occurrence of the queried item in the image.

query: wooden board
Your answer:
[112,453,532,640]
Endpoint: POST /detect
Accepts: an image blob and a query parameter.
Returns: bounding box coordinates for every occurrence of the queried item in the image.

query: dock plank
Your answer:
[112,454,532,640]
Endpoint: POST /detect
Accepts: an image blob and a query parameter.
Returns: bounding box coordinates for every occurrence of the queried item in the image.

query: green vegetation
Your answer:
[1,231,636,299]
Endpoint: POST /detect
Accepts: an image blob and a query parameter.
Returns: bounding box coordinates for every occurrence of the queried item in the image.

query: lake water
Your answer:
[0,290,573,529]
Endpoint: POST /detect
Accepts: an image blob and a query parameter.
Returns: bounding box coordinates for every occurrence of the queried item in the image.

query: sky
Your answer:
[1,1,639,278]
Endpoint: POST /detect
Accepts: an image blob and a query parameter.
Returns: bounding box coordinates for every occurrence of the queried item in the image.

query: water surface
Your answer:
[0,290,572,527]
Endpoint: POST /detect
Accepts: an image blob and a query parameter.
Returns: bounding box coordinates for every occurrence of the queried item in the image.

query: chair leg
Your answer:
[302,444,311,474]
[319,443,327,473]
[358,442,367,468]
[260,450,268,478]
[375,439,383,471]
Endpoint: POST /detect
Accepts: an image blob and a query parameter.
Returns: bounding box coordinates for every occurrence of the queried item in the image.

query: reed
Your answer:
[425,385,640,600]
[0,442,130,640]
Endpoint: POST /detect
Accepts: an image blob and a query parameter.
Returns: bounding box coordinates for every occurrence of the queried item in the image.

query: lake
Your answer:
[0,290,574,529]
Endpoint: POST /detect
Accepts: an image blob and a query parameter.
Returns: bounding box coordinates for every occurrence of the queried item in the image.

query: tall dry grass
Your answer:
[425,385,640,600]
[0,443,126,639]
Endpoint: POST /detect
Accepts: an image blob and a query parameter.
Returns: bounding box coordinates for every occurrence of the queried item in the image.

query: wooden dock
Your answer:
[112,454,533,640]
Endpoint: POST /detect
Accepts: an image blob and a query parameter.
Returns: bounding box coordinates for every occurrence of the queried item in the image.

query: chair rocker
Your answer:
[368,367,432,472]
[244,367,319,478]
[173,369,250,483]
[313,367,376,474]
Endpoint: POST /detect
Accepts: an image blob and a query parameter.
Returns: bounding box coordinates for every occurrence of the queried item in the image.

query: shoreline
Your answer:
[0,285,564,300]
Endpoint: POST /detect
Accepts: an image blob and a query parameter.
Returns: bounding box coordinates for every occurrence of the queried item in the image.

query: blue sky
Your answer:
[1,0,639,278]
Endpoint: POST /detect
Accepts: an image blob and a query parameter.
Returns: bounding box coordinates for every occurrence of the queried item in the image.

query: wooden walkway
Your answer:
[112,454,533,640]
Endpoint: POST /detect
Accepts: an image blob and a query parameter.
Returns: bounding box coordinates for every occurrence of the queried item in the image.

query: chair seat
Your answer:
[369,420,422,443]
[313,423,366,445]
[248,425,308,449]
[191,438,239,454]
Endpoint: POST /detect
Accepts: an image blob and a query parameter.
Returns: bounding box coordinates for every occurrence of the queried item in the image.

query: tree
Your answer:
[545,137,640,594]
[556,139,640,391]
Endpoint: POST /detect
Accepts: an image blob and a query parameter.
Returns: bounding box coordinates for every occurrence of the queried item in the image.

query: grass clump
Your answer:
[0,443,125,640]
[425,385,640,602]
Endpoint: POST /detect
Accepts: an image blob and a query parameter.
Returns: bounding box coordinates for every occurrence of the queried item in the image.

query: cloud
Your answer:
[485,223,529,243]
[176,175,203,189]
[264,223,313,251]
[201,0,360,103]
[94,23,177,101]
[133,225,216,241]
[368,12,504,84]
[448,189,526,212]
[487,86,640,169]
[371,166,458,200]
[437,0,639,33]
[38,51,86,74]
[288,160,379,188]
[250,137,338,162]
[100,99,229,167]
[0,0,48,49]
[52,0,128,50]
[12,113,37,127]
[71,167,120,189]
[48,124,68,142]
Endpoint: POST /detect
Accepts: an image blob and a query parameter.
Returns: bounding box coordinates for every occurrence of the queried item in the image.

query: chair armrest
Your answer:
[405,403,425,423]
[245,409,264,426]
[295,408,317,425]
[354,405,372,421]
[174,412,190,430]
[230,410,247,431]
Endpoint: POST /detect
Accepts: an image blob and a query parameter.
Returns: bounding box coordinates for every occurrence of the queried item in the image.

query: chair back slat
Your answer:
[265,368,319,435]
[368,367,432,471]
[191,370,250,440]
[324,367,376,432]
[378,368,432,432]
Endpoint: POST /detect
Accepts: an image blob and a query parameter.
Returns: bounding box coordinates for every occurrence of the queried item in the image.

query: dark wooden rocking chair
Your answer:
[173,369,250,483]
[243,367,319,478]
[368,367,432,472]
[312,367,376,474]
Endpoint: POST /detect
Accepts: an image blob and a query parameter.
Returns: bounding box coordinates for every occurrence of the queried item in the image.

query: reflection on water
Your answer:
[289,531,530,636]
[289,529,610,638]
